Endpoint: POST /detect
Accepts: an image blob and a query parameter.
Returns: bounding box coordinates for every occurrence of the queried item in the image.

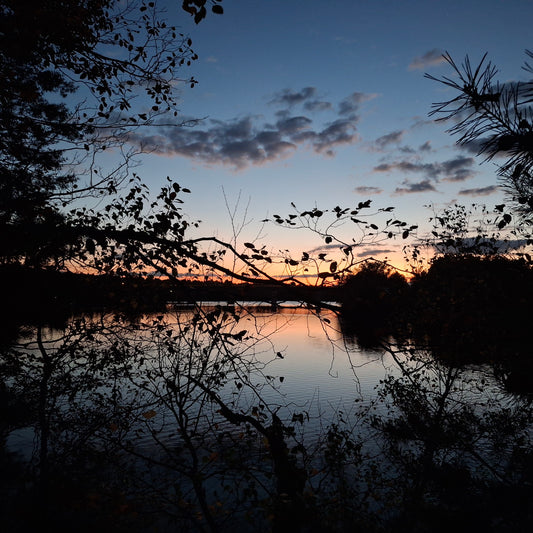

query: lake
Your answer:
[3,302,531,532]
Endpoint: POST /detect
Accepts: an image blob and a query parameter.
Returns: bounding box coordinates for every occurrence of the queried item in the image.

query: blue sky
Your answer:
[128,0,533,269]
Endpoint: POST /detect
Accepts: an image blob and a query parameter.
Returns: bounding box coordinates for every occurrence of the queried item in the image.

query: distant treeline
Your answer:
[0,264,337,318]
[2,256,532,382]
[1,256,532,393]
[338,256,533,394]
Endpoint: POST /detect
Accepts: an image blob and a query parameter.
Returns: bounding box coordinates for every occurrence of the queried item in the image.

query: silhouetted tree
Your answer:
[426,51,533,212]
[0,0,203,264]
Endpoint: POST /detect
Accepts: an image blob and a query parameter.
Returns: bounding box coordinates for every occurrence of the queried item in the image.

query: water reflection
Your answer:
[1,304,531,532]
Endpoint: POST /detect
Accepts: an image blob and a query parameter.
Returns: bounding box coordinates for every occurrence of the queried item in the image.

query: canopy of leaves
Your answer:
[0,0,202,264]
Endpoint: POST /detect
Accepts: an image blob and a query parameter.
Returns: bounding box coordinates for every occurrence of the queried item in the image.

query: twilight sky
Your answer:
[127,0,533,271]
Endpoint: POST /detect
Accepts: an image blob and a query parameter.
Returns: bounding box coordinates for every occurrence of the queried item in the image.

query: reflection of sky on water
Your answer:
[6,305,513,456]
[216,306,398,439]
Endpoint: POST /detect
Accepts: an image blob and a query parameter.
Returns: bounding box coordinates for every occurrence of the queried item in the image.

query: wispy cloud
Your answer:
[374,156,476,182]
[458,185,499,197]
[130,88,374,169]
[354,185,383,195]
[269,87,317,107]
[304,100,333,112]
[409,48,446,70]
[306,243,395,257]
[338,92,377,118]
[374,130,405,149]
[394,179,437,195]
[357,247,396,258]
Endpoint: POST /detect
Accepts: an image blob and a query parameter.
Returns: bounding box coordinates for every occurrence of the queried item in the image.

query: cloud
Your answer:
[129,88,374,168]
[409,49,446,70]
[270,87,317,107]
[374,130,405,149]
[354,185,383,195]
[275,115,313,134]
[132,116,296,169]
[398,140,432,154]
[306,243,395,257]
[374,156,476,182]
[357,247,396,258]
[304,100,333,112]
[394,179,437,195]
[458,185,499,196]
[313,119,360,154]
[419,140,432,152]
[338,92,377,118]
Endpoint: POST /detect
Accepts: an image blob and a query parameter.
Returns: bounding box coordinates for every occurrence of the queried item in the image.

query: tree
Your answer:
[426,51,533,212]
[0,0,202,263]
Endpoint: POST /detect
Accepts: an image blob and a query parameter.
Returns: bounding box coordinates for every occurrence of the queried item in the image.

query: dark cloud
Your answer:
[129,88,374,168]
[374,156,476,182]
[409,48,446,70]
[354,185,383,195]
[338,91,376,118]
[375,130,405,149]
[458,185,499,197]
[307,243,395,257]
[313,119,359,155]
[394,180,437,195]
[270,87,317,107]
[357,247,396,258]
[275,115,313,135]
[392,139,431,155]
[440,157,477,182]
[304,100,333,112]
[130,116,297,169]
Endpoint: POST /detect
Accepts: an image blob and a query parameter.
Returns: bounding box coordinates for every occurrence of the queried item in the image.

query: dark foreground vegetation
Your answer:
[1,254,533,533]
[1,1,533,531]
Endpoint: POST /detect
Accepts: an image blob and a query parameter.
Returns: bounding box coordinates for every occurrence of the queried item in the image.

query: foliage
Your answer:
[0,0,201,263]
[426,51,533,212]
[1,4,532,531]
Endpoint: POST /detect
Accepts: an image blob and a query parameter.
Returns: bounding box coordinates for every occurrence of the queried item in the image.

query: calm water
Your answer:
[4,302,531,532]
[6,302,509,454]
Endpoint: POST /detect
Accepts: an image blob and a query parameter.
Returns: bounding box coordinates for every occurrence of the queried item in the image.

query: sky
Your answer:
[126,0,533,274]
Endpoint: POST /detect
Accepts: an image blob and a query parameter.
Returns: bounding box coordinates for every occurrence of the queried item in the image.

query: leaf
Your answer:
[86,238,95,255]
[142,410,157,419]
[244,242,255,249]
[212,5,223,14]
[330,261,337,273]
[325,236,332,244]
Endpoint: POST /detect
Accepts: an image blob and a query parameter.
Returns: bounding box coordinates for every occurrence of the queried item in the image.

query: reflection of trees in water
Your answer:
[1,305,532,532]
[366,342,533,532]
